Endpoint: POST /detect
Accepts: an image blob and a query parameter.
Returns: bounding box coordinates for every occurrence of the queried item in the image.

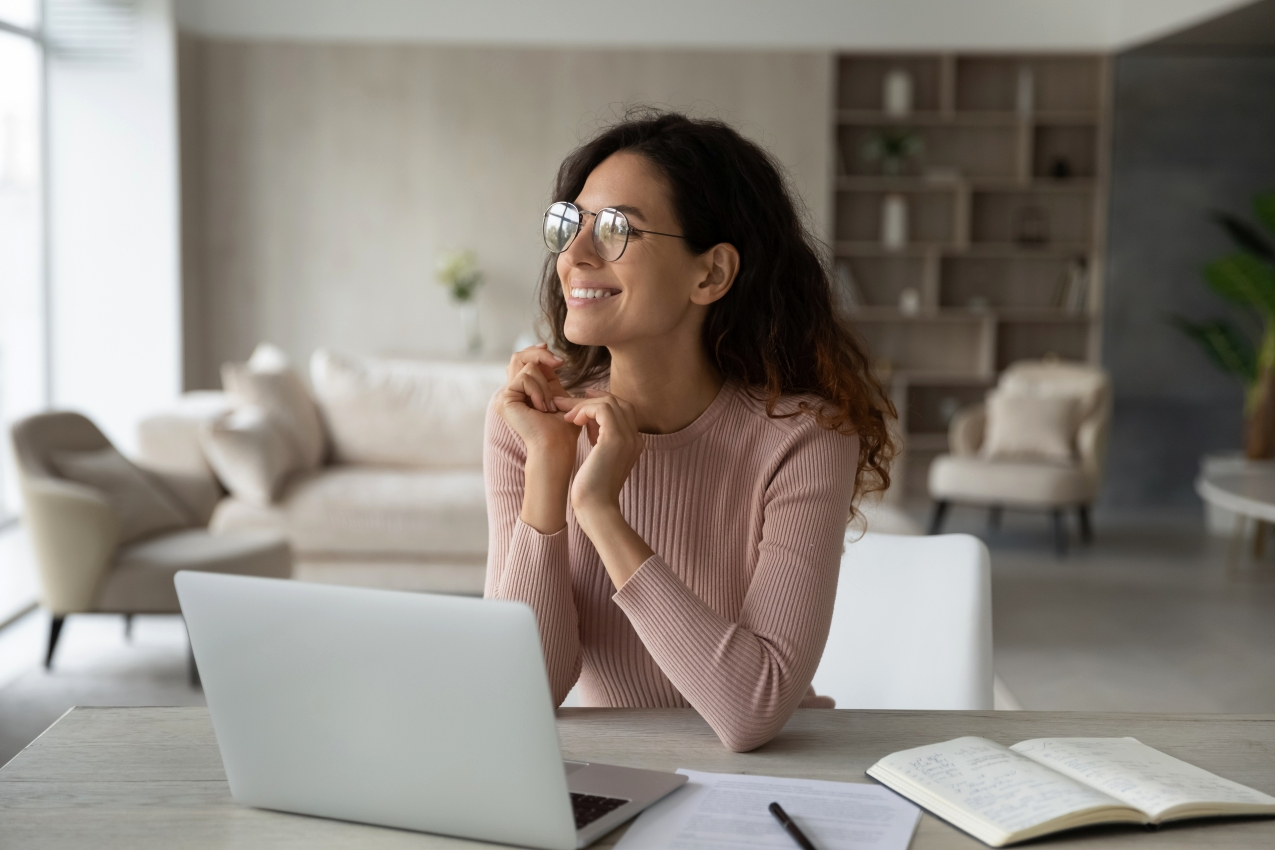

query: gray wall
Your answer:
[1102,48,1275,506]
[177,39,833,389]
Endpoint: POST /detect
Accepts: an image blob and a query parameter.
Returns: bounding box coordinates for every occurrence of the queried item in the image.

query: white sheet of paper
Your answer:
[613,769,922,850]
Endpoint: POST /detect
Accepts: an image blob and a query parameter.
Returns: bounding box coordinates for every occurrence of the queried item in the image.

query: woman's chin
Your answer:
[563,318,610,348]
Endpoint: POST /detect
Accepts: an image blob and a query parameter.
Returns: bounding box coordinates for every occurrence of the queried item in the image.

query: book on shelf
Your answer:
[866,736,1275,847]
[835,260,865,309]
[1053,256,1089,313]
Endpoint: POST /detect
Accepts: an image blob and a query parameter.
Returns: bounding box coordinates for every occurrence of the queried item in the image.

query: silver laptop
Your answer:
[176,571,686,850]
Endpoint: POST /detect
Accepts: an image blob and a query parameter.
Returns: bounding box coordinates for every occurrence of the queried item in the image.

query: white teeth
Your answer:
[570,288,615,300]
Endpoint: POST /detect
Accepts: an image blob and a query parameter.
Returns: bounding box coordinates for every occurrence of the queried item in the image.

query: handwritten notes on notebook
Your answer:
[866,736,1275,847]
[1010,737,1275,819]
[614,769,921,850]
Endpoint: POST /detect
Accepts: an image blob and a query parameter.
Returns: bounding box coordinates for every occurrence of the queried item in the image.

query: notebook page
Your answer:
[1011,738,1275,819]
[870,737,1127,835]
[614,769,921,850]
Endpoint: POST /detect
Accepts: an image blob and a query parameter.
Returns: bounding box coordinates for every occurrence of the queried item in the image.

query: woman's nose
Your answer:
[562,218,603,268]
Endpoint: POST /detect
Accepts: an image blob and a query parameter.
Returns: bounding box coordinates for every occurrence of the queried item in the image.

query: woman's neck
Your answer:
[608,340,724,435]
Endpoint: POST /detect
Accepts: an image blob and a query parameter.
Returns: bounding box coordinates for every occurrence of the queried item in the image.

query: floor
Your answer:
[1,507,1274,768]
[928,501,1275,714]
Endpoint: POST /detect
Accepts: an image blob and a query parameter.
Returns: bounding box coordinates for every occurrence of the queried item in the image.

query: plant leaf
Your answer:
[1255,191,1275,242]
[1205,252,1275,318]
[1212,211,1275,263]
[1168,314,1257,384]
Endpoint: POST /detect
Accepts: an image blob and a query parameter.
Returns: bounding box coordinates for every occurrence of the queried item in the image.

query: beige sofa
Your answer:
[138,349,507,595]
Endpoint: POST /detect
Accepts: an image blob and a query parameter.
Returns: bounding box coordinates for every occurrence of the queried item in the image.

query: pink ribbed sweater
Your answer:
[483,381,859,752]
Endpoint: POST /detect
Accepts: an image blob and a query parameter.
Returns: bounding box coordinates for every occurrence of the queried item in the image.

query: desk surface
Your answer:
[2,707,1274,849]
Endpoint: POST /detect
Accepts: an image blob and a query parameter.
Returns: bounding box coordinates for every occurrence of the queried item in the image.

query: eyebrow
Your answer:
[580,203,648,224]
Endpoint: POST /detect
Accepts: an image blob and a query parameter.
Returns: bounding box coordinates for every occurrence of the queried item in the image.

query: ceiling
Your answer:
[173,0,1260,51]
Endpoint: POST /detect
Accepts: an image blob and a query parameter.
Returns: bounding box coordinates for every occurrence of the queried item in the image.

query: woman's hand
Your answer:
[556,390,653,588]
[495,344,579,462]
[557,390,644,526]
[496,344,581,534]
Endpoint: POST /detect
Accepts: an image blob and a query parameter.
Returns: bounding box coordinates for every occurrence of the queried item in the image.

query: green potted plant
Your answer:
[1171,191,1275,458]
[861,129,924,177]
[436,250,484,355]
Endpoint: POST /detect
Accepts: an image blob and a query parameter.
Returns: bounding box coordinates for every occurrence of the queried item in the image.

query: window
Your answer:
[0,3,45,520]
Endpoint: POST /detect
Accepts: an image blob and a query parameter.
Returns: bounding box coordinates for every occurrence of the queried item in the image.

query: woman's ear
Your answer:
[690,243,740,306]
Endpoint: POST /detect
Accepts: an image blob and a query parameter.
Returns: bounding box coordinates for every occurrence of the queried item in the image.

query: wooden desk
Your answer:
[2,707,1274,848]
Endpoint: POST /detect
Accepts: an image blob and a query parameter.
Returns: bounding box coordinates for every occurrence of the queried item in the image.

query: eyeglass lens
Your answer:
[542,202,631,262]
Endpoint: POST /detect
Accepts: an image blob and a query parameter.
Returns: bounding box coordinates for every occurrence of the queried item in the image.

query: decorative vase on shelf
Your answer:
[1016,66,1035,115]
[436,249,485,357]
[883,69,913,117]
[881,194,909,250]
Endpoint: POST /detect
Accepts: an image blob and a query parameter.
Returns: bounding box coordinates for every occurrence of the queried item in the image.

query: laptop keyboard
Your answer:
[570,792,629,829]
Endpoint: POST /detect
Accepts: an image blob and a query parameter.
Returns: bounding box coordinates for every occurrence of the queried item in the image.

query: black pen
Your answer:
[768,801,818,850]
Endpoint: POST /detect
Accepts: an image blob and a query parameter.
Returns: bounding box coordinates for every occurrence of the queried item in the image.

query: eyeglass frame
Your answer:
[542,201,686,262]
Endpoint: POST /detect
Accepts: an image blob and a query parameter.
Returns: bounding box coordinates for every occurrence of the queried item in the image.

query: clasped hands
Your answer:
[497,345,644,544]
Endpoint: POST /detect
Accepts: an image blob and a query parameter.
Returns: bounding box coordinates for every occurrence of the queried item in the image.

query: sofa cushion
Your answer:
[929,453,1098,506]
[210,465,488,557]
[223,343,327,471]
[199,405,297,507]
[311,349,506,468]
[49,447,194,545]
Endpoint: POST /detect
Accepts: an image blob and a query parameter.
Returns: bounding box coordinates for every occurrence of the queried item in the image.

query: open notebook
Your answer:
[866,736,1275,847]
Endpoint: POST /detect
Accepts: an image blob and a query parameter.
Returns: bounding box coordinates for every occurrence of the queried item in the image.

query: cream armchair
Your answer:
[11,412,292,677]
[927,361,1111,555]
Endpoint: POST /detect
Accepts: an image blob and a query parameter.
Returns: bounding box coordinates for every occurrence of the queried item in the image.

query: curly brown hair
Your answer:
[539,110,897,506]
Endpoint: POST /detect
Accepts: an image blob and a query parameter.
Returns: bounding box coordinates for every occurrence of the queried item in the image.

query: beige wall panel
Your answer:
[182,40,832,387]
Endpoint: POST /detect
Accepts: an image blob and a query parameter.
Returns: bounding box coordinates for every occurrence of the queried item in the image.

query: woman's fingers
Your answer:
[506,344,563,382]
[513,362,556,412]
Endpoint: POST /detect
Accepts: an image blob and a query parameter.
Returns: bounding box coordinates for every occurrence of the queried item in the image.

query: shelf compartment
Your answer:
[908,384,989,435]
[996,321,1090,370]
[837,55,943,112]
[838,257,929,309]
[941,255,1079,311]
[856,317,993,377]
[836,190,956,246]
[955,56,1102,114]
[837,124,1019,180]
[969,190,1093,246]
[1033,124,1098,179]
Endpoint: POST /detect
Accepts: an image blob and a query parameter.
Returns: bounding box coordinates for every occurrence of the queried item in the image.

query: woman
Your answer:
[484,111,894,752]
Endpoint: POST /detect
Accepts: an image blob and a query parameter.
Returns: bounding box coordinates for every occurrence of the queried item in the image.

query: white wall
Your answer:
[47,0,183,450]
[172,0,1254,51]
[180,41,833,385]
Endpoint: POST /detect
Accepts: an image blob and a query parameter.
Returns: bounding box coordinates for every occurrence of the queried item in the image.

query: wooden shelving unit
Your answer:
[832,53,1111,498]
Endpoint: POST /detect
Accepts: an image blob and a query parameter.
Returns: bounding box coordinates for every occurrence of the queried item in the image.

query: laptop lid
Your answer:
[176,571,578,850]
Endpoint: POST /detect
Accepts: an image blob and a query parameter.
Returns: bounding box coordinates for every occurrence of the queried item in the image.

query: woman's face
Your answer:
[558,152,726,349]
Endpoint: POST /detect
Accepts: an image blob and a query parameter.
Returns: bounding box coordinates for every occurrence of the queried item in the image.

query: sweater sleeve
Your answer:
[612,425,858,752]
[482,403,582,704]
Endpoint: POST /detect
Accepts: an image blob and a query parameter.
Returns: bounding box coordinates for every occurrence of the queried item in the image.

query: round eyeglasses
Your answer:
[542,201,685,262]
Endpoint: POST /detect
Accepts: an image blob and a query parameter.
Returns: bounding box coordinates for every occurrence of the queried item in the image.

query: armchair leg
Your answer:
[928,500,950,535]
[123,614,134,642]
[987,505,1003,534]
[45,615,65,669]
[1077,505,1094,545]
[1052,510,1069,557]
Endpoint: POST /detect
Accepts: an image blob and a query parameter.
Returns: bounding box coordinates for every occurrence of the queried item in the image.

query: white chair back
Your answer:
[812,531,993,710]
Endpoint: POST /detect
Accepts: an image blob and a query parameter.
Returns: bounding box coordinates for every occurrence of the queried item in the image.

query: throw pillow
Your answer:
[49,447,194,545]
[199,406,297,507]
[981,392,1080,464]
[221,343,327,471]
[310,349,508,468]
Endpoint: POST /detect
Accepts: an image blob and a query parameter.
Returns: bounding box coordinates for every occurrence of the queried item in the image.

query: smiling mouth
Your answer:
[569,288,618,300]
